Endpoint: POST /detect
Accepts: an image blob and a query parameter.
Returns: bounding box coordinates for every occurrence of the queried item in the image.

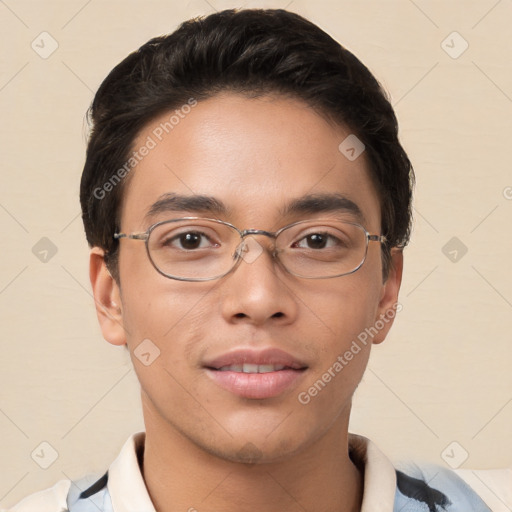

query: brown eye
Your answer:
[304,233,328,249]
[162,231,213,250]
[178,232,202,249]
[293,232,341,250]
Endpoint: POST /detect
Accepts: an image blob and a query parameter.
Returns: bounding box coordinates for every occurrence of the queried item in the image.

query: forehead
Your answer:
[120,93,381,230]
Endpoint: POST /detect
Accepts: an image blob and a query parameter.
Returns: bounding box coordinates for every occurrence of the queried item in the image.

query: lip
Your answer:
[203,348,308,400]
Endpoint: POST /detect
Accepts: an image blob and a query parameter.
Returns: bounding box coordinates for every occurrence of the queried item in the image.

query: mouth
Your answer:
[203,348,308,399]
[216,363,295,373]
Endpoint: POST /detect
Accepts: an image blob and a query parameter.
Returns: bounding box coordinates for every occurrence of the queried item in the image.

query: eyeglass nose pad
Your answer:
[234,237,264,265]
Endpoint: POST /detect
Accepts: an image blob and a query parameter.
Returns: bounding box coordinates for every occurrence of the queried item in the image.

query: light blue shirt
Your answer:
[7,432,509,511]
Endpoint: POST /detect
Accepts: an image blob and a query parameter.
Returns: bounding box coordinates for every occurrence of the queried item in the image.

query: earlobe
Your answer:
[89,247,127,346]
[372,248,404,345]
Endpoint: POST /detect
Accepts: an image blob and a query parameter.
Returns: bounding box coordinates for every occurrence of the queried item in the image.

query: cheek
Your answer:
[295,283,375,418]
[300,272,381,341]
[118,246,215,358]
[119,279,214,411]
[122,283,211,347]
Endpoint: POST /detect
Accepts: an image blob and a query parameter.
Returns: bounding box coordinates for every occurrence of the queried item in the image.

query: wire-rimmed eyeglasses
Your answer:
[113,217,387,282]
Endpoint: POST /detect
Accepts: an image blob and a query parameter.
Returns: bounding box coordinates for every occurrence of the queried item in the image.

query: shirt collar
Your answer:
[107,431,397,512]
[348,433,397,512]
[108,432,155,512]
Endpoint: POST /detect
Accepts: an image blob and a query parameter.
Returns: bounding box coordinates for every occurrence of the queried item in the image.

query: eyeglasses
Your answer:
[113,217,386,282]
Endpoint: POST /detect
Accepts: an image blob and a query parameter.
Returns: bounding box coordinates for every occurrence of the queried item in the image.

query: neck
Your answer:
[141,402,363,512]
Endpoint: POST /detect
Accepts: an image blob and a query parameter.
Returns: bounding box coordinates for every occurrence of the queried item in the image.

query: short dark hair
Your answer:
[80,8,414,282]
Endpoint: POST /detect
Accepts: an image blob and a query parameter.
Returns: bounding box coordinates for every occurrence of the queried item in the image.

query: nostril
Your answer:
[272,312,284,318]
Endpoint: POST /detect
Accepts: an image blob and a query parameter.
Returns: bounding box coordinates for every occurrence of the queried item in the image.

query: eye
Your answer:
[293,232,344,250]
[164,231,217,250]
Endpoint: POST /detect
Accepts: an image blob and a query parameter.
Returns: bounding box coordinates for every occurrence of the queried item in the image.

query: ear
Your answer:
[89,247,127,346]
[372,248,404,345]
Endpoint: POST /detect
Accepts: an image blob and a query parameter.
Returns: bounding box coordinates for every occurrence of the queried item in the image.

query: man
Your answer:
[7,8,510,512]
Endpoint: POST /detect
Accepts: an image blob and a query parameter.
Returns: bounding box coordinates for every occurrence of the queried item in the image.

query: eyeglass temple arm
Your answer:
[368,234,387,244]
[113,233,148,240]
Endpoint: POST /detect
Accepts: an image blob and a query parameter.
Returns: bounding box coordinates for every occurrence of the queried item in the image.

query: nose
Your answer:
[220,235,298,326]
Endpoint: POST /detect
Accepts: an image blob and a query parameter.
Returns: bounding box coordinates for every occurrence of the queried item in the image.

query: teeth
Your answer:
[218,364,286,373]
[244,363,259,373]
[218,364,243,372]
[257,364,277,373]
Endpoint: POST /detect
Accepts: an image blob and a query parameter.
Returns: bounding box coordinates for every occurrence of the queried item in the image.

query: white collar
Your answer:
[108,432,154,512]
[107,431,397,512]
[348,433,397,512]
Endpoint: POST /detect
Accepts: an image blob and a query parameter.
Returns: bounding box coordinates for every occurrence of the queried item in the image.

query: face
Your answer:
[91,92,402,464]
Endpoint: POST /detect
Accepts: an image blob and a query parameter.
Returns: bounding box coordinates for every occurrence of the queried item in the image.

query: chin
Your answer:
[203,422,322,466]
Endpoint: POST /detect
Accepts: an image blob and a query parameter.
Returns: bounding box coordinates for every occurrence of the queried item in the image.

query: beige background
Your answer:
[1,0,511,507]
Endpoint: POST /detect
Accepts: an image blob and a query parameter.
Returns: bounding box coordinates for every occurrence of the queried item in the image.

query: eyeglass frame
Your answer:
[113,216,387,282]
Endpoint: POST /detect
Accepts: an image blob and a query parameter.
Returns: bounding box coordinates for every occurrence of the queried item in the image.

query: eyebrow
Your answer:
[144,192,365,224]
[280,193,366,224]
[145,193,230,221]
